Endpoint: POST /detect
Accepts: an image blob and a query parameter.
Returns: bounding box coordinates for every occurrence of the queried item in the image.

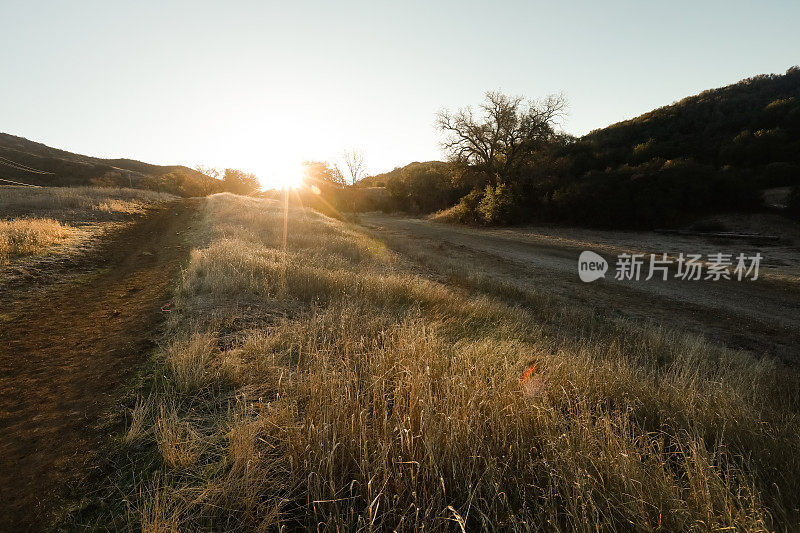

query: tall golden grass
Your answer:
[87,193,799,531]
[0,185,172,216]
[0,217,71,261]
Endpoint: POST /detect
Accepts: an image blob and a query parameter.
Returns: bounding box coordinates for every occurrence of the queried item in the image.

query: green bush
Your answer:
[432,189,484,224]
[478,184,516,224]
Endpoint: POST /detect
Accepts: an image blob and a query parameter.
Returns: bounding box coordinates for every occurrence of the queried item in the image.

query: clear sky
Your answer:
[2,0,798,187]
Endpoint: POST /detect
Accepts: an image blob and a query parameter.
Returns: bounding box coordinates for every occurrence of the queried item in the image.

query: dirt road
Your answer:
[363,215,800,360]
[0,199,199,531]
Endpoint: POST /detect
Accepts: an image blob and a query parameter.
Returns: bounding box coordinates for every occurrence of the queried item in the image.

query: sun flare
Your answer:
[257,161,306,190]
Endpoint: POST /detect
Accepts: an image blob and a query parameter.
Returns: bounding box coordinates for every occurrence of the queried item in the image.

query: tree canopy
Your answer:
[222,168,260,195]
[437,91,567,185]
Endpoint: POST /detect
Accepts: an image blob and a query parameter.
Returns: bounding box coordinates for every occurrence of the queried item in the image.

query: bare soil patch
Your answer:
[363,213,800,360]
[0,199,199,531]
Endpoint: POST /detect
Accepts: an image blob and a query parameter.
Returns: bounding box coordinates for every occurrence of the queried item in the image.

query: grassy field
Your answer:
[0,186,173,220]
[0,186,173,267]
[68,193,800,531]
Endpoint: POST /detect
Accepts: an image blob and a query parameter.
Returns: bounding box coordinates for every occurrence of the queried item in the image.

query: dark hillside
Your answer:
[364,67,800,227]
[0,133,217,195]
[539,67,800,226]
[581,66,800,185]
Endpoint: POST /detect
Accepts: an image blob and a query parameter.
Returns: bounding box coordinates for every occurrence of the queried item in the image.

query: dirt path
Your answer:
[363,215,800,361]
[0,199,199,531]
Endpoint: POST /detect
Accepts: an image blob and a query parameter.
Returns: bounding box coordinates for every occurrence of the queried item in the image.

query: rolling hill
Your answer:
[579,66,800,185]
[363,67,800,226]
[0,133,214,193]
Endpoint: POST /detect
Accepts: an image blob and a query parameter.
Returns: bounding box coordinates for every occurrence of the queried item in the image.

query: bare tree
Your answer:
[436,91,567,185]
[194,165,220,180]
[343,148,366,185]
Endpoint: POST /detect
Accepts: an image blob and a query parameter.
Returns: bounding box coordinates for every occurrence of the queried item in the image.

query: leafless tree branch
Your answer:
[343,148,366,186]
[437,91,568,184]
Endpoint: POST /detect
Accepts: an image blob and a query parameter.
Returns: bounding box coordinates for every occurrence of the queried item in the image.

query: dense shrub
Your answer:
[788,186,800,220]
[363,162,465,214]
[221,168,259,195]
[432,189,484,224]
[761,161,800,187]
[478,183,516,224]
[544,158,760,227]
[142,170,223,197]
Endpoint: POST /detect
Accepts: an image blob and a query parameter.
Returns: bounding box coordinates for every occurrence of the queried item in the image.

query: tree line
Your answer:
[180,67,799,228]
[140,167,260,197]
[355,66,800,227]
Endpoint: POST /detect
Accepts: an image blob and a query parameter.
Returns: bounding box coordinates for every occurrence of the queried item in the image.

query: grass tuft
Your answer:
[0,217,71,261]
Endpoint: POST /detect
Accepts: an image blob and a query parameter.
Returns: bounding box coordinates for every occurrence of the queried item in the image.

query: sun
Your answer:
[257,161,306,190]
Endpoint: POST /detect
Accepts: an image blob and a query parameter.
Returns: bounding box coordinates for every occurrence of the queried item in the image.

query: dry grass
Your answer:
[87,193,799,531]
[124,395,153,444]
[0,185,173,220]
[1,185,174,281]
[164,333,215,394]
[0,217,72,261]
[137,480,185,533]
[155,404,198,469]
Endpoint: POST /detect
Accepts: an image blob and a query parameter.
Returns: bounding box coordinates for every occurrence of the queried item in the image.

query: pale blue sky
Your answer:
[1,0,798,186]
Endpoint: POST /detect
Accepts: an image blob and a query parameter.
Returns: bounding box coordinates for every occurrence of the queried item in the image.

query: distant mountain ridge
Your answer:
[0,132,207,188]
